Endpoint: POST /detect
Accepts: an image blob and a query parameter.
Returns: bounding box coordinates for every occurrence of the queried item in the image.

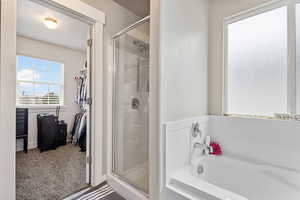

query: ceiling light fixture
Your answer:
[43,17,58,30]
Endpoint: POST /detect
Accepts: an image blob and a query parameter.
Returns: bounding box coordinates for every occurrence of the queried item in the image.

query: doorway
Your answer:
[15,0,92,199]
[0,0,105,199]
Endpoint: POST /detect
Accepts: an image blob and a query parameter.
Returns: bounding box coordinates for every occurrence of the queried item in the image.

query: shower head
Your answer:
[133,40,139,46]
[138,44,146,52]
[133,40,147,52]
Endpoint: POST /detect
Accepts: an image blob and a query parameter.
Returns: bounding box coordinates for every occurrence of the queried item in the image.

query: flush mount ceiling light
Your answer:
[43,17,58,30]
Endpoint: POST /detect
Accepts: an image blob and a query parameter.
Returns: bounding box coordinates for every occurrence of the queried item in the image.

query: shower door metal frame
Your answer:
[111,15,150,196]
[112,16,150,40]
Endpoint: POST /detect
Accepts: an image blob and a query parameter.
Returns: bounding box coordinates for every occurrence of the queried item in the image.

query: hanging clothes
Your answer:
[72,62,88,151]
[73,113,86,144]
[71,113,83,138]
[76,62,88,109]
[71,112,87,152]
[78,122,86,152]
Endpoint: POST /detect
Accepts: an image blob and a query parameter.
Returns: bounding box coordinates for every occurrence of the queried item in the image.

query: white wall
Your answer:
[16,36,85,150]
[208,0,273,115]
[159,0,209,199]
[80,0,141,174]
[149,0,161,199]
[160,0,208,122]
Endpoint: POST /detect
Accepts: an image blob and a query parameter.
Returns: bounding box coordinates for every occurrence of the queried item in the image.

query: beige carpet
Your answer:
[16,144,88,200]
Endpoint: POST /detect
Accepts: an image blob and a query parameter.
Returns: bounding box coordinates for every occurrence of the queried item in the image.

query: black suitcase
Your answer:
[37,114,58,152]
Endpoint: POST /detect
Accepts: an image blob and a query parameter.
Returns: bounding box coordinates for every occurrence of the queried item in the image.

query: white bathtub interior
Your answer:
[164,116,300,200]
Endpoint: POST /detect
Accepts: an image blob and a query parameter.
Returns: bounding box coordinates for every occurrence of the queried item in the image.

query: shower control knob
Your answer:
[131,98,140,110]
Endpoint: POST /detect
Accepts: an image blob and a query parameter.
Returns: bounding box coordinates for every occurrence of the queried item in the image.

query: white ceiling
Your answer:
[17,0,89,51]
[113,0,150,17]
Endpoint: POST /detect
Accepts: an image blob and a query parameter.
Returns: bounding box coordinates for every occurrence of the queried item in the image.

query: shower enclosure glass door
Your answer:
[112,18,150,194]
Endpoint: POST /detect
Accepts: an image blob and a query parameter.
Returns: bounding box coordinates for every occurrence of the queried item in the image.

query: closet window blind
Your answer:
[16,55,64,106]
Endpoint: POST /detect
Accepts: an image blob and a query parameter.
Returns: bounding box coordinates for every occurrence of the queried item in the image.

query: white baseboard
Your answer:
[16,139,37,152]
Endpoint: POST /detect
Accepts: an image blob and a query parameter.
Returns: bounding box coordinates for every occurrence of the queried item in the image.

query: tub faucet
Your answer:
[193,136,212,155]
[193,142,212,155]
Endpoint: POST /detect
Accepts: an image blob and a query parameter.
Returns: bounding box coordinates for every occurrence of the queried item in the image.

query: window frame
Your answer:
[16,54,65,107]
[223,0,297,117]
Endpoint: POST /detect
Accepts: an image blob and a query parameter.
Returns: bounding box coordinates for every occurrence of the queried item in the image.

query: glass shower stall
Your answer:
[112,16,150,194]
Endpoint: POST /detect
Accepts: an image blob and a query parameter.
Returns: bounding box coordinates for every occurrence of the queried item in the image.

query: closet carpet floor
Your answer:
[16,144,88,200]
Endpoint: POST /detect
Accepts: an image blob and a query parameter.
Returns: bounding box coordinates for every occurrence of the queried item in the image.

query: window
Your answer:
[16,55,64,106]
[225,6,288,116]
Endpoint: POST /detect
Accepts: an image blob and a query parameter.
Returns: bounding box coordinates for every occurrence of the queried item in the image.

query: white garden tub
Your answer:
[164,116,300,200]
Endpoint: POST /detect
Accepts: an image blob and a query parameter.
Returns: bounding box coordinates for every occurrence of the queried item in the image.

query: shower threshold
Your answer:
[108,174,149,200]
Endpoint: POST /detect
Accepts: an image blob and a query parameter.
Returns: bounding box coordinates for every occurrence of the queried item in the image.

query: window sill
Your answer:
[223,113,275,119]
[16,105,66,112]
[222,114,300,122]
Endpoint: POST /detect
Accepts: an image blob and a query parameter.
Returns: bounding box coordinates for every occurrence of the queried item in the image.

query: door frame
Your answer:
[0,0,106,199]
